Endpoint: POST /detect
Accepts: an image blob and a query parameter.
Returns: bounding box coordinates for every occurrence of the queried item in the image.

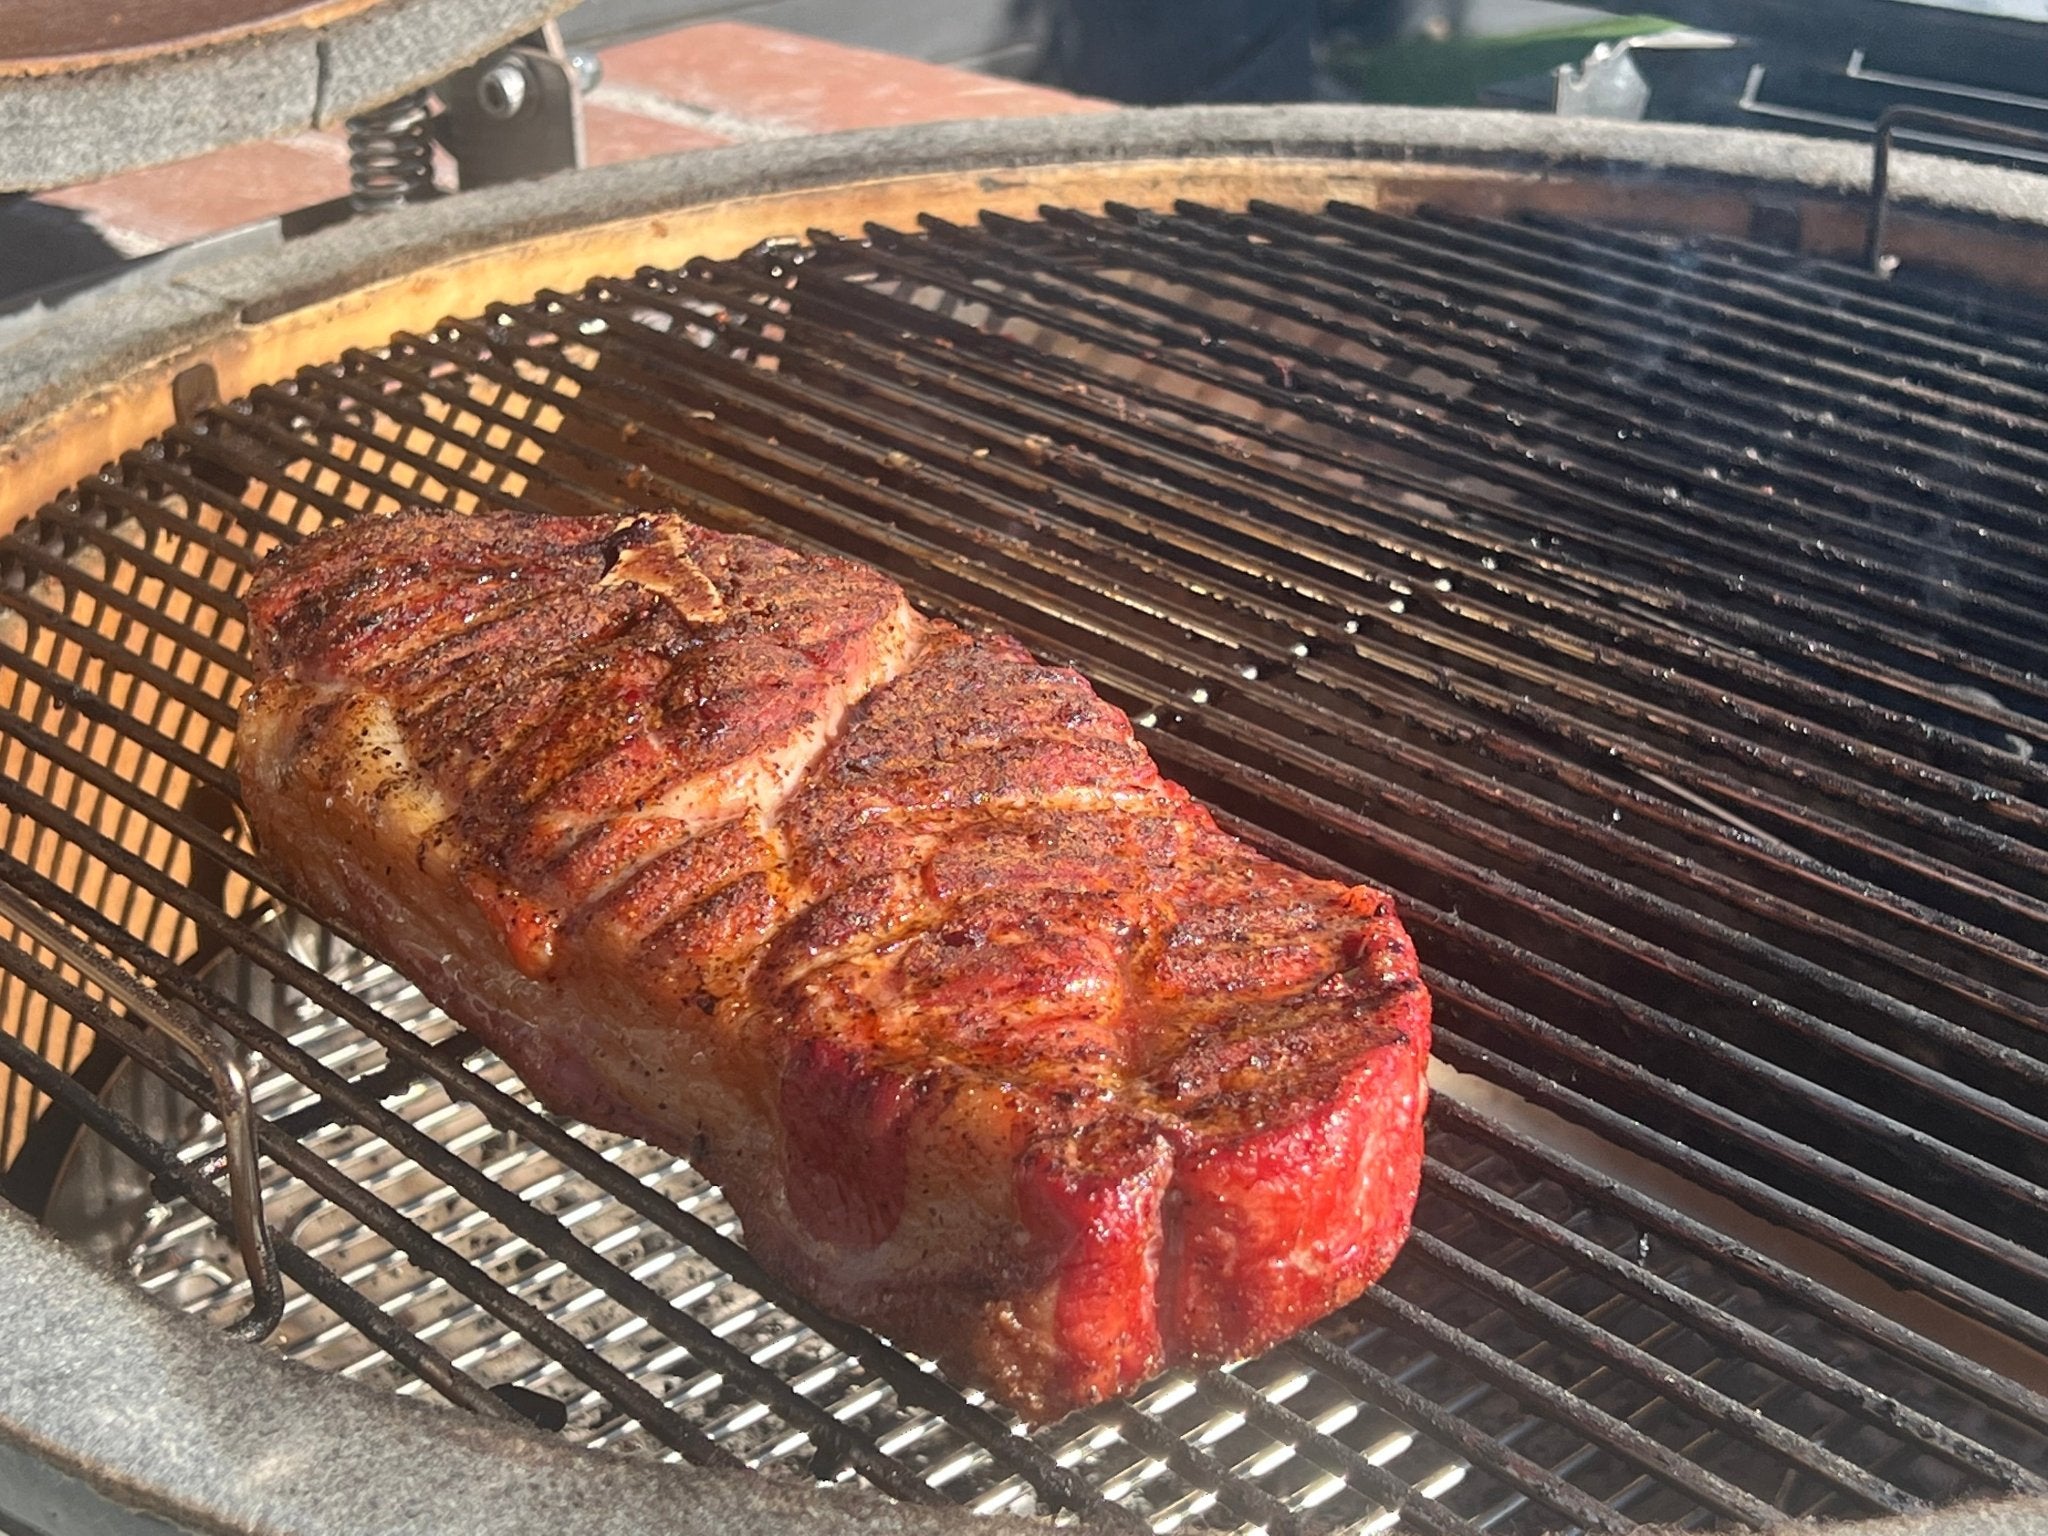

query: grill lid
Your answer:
[2,109,2048,1536]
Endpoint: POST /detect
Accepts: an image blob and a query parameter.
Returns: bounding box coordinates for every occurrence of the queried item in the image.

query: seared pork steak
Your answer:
[236,508,1430,1420]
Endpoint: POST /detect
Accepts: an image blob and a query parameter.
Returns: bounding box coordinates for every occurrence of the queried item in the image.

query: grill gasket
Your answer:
[2,193,2047,1533]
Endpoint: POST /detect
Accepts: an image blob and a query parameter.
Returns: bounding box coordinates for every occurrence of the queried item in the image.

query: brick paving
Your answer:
[38,133,354,250]
[599,20,1102,135]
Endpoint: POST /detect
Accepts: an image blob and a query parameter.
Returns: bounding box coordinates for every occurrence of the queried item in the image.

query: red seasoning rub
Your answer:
[237,508,1430,1420]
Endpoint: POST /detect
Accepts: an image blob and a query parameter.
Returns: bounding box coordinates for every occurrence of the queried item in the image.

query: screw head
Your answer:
[478,58,531,119]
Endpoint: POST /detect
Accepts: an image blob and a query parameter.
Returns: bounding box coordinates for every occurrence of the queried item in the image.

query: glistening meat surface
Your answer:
[236,508,1431,1420]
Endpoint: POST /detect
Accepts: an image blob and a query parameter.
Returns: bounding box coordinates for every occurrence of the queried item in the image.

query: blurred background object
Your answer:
[552,0,1652,103]
[1033,0,1321,104]
[1317,3,1681,108]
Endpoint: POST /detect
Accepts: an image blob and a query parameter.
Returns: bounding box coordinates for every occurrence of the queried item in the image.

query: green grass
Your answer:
[1326,15,1679,107]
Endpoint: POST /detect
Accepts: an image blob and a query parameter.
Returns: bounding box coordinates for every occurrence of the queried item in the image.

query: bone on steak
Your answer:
[236,509,1431,1420]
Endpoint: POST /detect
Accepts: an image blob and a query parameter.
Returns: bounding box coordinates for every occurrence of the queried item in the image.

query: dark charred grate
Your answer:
[2,198,2047,1533]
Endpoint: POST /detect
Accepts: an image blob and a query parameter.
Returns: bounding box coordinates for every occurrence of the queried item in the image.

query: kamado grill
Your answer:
[3,94,2048,1536]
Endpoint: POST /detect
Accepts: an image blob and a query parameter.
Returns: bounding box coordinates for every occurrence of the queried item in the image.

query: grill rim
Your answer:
[5,1205,2044,1536]
[0,1206,1051,1536]
[12,99,2048,533]
[8,104,2048,1536]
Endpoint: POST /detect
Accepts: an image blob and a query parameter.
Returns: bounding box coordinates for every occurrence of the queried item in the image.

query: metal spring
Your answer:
[345,89,437,214]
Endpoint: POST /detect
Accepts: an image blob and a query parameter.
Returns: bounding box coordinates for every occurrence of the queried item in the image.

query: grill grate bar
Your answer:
[1468,209,2048,394]
[1149,1364,1479,1536]
[556,263,2048,930]
[590,264,2048,1037]
[225,391,571,524]
[0,572,240,738]
[1695,236,2048,374]
[1275,1332,1634,1534]
[906,206,2048,677]
[0,944,516,1423]
[1427,993,2048,1362]
[137,430,368,542]
[2,534,247,682]
[0,723,269,947]
[1343,200,2048,465]
[1401,1214,1916,1513]
[1286,202,2048,518]
[123,445,329,553]
[1165,748,2048,1336]
[1176,700,2048,1161]
[0,853,769,1475]
[9,199,2048,1534]
[264,291,2048,1320]
[806,223,2048,894]
[26,490,254,624]
[1094,200,2048,601]
[862,212,2048,680]
[427,280,2048,1261]
[680,237,2048,736]
[231,388,558,524]
[1508,213,2048,367]
[1409,1236,1900,1515]
[0,639,238,809]
[59,476,265,574]
[1420,1113,2048,1493]
[1094,1397,1412,1536]
[1351,1284,1779,1528]
[275,373,567,516]
[643,252,2048,776]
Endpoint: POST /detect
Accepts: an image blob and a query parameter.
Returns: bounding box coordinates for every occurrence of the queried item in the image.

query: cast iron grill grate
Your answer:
[3,198,2048,1534]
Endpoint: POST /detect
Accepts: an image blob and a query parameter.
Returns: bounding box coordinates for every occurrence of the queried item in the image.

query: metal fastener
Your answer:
[478,56,533,119]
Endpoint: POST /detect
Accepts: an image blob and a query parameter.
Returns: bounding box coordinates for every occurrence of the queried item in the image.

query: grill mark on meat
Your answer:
[389,567,633,660]
[274,511,927,936]
[522,606,924,923]
[238,507,1429,1421]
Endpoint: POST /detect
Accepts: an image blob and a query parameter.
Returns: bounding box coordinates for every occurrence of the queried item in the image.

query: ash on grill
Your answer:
[3,198,2047,1536]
